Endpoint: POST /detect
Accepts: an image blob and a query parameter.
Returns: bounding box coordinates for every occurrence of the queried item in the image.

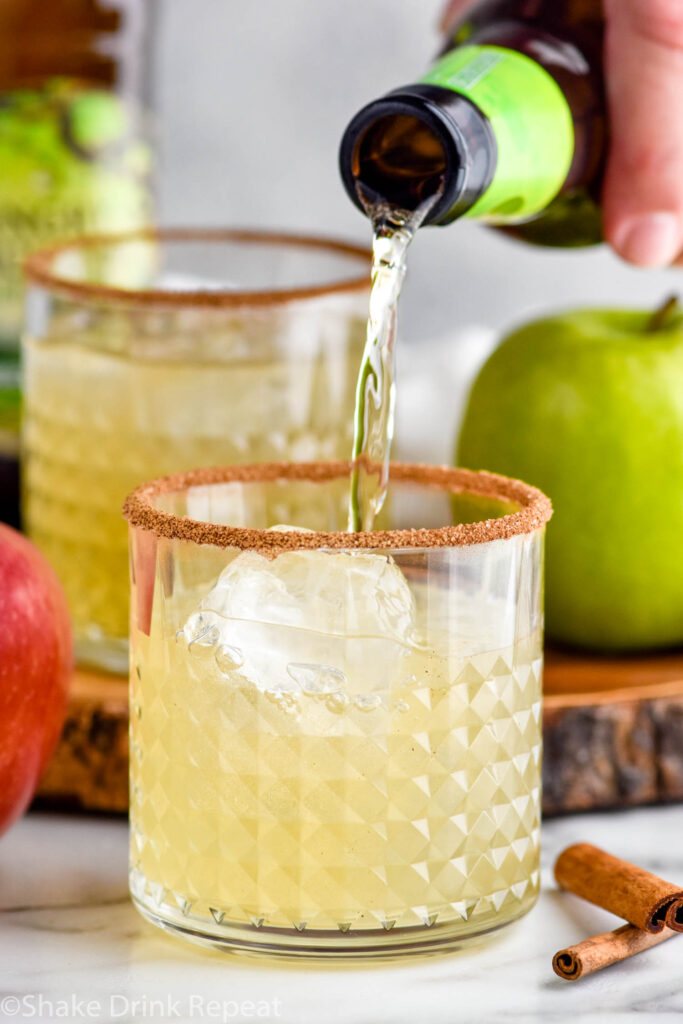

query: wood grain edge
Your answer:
[542,691,683,816]
[542,647,683,814]
[35,669,129,814]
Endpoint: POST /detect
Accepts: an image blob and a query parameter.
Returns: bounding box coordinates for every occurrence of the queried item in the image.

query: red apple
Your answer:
[0,523,72,835]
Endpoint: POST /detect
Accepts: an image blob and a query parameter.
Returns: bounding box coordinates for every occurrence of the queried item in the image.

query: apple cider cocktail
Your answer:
[22,231,369,672]
[125,463,551,958]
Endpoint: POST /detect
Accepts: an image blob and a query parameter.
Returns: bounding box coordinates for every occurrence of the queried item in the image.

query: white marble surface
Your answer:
[0,808,682,1023]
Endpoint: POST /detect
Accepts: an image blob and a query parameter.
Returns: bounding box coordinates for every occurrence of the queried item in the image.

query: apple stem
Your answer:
[647,295,682,333]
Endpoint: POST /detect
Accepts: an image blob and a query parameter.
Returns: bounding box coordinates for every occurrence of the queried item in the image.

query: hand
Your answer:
[441,0,683,267]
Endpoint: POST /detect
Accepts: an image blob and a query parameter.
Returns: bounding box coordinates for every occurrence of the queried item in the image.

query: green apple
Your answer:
[457,299,683,652]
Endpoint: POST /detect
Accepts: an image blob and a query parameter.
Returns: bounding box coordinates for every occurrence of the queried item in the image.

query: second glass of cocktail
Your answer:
[125,460,551,960]
[22,230,369,672]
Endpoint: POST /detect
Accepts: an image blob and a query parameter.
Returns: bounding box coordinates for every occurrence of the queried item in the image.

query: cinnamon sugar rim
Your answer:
[23,228,371,308]
[122,461,552,551]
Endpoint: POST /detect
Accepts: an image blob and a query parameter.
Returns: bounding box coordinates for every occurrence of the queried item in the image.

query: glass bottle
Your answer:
[339,0,605,248]
[0,0,156,526]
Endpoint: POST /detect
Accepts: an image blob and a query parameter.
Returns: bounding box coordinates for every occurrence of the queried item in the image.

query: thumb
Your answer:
[603,0,683,267]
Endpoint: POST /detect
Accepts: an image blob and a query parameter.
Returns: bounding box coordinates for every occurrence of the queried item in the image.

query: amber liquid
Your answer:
[348,189,441,532]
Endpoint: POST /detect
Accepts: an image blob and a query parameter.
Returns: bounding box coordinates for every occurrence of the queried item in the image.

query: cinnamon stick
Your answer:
[667,901,683,930]
[553,923,677,981]
[554,843,683,933]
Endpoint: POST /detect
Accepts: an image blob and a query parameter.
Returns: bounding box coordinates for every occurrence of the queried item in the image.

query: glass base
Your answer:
[75,633,129,675]
[132,893,537,962]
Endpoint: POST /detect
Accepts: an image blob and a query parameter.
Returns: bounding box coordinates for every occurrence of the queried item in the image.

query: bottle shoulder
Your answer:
[441,3,606,193]
[444,0,603,82]
[451,0,604,51]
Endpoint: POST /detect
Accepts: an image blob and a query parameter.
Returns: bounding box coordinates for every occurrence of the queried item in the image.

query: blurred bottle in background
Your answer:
[0,0,155,527]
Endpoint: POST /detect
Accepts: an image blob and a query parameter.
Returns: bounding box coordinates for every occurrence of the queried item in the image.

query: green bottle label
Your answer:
[420,45,575,222]
[0,78,152,346]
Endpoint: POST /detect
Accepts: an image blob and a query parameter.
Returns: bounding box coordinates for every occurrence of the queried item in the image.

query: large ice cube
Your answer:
[181,548,418,696]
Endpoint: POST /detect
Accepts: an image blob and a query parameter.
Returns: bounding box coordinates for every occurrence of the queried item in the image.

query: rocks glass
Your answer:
[22,230,369,671]
[124,460,551,959]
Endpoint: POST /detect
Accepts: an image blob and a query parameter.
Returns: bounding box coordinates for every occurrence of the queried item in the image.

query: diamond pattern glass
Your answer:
[126,466,548,958]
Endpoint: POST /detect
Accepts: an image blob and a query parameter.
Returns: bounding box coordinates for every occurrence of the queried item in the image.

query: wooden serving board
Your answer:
[35,649,683,817]
[36,668,129,814]
[543,647,683,815]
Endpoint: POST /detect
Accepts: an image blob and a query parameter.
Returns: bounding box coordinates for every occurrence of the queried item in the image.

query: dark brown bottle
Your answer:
[339,0,606,247]
[0,0,155,529]
[0,0,151,92]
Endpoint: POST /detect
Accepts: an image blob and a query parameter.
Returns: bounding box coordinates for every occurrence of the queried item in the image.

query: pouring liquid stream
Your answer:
[348,184,443,532]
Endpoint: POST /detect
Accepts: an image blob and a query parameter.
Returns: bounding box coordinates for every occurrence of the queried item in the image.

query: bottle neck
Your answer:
[339,85,496,226]
[340,44,577,228]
